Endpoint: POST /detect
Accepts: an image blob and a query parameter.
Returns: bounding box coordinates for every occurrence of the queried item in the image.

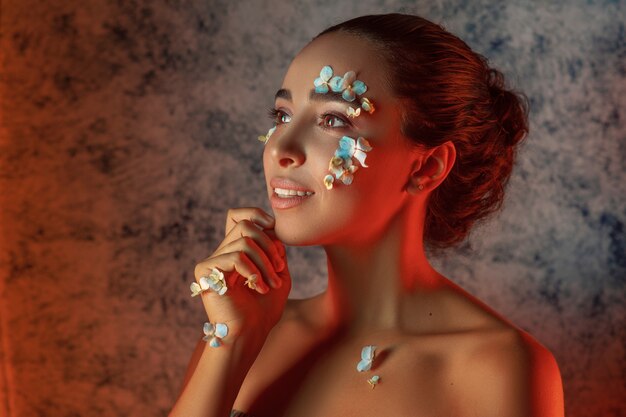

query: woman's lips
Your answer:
[270,191,315,209]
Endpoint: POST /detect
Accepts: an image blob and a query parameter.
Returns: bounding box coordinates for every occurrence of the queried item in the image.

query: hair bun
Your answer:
[487,69,529,149]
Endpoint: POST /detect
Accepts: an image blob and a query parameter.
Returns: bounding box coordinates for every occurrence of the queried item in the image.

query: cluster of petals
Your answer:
[203,321,228,347]
[190,267,228,296]
[357,345,381,388]
[313,65,375,116]
[324,135,373,190]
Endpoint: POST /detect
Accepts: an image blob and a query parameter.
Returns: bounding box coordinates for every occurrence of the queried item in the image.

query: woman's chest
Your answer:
[250,335,467,417]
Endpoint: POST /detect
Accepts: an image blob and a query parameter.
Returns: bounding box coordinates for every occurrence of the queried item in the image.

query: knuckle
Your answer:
[239,218,255,230]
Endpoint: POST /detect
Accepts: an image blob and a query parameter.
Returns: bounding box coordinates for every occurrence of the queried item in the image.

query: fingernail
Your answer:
[259,282,270,293]
[268,276,278,289]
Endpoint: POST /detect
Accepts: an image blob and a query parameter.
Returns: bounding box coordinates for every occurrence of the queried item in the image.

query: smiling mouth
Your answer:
[273,187,315,198]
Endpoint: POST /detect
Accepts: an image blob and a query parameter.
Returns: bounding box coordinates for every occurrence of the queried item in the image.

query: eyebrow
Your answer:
[274,88,350,105]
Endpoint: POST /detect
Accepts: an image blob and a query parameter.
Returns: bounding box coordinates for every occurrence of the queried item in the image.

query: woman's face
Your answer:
[263,31,417,246]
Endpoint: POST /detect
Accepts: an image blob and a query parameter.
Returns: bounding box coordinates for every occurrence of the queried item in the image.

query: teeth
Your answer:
[274,187,313,197]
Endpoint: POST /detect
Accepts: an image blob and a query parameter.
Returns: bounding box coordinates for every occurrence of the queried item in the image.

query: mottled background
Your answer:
[0,0,624,416]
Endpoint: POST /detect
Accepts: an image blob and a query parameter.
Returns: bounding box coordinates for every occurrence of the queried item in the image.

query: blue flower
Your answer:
[313,65,334,94]
[338,135,372,167]
[328,70,367,102]
[203,321,229,347]
[324,136,373,190]
[357,345,377,372]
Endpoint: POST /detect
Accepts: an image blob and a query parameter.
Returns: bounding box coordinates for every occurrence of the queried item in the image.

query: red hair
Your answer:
[315,13,530,252]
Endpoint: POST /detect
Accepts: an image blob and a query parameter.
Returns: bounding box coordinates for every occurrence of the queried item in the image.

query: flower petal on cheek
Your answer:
[353,149,368,167]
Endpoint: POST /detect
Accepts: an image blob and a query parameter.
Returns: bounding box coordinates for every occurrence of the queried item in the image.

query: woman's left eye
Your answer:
[320,113,350,129]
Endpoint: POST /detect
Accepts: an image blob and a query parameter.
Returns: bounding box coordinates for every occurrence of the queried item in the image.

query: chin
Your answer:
[272,220,322,246]
[273,213,357,247]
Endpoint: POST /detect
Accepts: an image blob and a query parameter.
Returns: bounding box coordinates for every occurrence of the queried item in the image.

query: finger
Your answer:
[220,234,282,289]
[194,251,270,295]
[227,220,284,272]
[225,207,275,237]
[264,229,286,257]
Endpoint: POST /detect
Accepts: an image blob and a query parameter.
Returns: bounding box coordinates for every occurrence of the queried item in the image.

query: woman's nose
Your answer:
[271,132,306,168]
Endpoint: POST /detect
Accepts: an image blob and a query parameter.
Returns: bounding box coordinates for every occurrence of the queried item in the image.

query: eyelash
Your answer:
[265,106,352,130]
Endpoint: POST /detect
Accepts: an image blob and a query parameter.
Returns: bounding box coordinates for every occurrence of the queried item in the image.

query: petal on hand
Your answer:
[215,323,228,338]
[204,322,214,336]
[199,277,211,290]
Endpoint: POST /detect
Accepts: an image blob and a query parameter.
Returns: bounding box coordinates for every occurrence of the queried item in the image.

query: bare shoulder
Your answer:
[396,277,564,417]
[447,321,564,417]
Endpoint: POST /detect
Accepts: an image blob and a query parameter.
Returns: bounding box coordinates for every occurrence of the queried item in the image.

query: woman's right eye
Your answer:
[266,107,291,125]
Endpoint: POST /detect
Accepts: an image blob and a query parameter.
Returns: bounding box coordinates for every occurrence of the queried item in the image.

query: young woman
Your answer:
[170,13,564,417]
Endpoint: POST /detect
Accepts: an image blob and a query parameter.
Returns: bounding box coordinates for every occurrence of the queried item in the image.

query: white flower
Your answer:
[346,106,361,118]
[190,267,227,297]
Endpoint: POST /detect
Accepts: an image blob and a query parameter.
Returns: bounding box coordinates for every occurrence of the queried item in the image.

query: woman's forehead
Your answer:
[280,32,389,103]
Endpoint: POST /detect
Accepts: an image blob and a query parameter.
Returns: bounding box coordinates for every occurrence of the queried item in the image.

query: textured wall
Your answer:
[0,0,623,416]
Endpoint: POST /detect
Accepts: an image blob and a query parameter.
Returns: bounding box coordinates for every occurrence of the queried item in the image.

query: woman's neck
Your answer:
[318,198,448,338]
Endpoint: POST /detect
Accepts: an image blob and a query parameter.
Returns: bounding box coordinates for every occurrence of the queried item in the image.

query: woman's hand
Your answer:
[193,207,291,344]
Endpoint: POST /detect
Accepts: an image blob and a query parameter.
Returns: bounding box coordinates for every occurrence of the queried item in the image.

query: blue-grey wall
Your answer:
[0,1,623,416]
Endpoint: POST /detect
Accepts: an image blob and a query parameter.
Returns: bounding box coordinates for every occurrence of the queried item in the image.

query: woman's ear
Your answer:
[406,141,456,195]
